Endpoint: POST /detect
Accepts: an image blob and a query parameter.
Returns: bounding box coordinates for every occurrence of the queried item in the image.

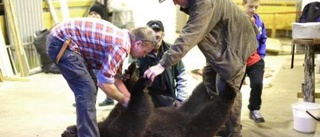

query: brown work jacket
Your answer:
[160,0,259,81]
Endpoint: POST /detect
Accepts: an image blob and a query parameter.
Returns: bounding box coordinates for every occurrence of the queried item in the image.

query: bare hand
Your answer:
[143,63,165,81]
[121,95,130,107]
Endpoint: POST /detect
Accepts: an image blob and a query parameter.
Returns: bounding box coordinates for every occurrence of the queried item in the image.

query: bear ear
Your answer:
[122,62,139,90]
[125,62,138,75]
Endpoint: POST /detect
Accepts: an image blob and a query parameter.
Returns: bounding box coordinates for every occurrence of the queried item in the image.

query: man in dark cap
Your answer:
[144,0,259,136]
[134,20,189,107]
[88,1,106,20]
[147,20,164,32]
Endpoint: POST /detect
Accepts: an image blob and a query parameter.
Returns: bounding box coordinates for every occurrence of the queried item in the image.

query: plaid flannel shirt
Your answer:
[51,18,131,83]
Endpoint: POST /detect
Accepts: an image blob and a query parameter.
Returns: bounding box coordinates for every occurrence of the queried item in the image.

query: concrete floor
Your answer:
[1,47,320,137]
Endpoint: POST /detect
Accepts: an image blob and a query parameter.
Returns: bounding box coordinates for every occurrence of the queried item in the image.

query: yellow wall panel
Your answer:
[0,16,8,44]
[42,0,93,28]
[235,1,297,37]
[43,12,54,29]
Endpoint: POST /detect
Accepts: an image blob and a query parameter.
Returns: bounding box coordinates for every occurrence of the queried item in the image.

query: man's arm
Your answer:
[159,1,216,68]
[114,77,131,98]
[174,61,189,102]
[98,79,130,107]
[144,1,215,80]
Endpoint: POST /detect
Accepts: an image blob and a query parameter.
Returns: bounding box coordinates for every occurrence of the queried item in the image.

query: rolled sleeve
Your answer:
[97,71,115,83]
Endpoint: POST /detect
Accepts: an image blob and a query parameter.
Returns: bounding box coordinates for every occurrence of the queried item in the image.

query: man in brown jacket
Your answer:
[144,0,259,136]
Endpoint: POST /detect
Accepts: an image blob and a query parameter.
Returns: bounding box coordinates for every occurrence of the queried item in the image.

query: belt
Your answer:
[55,38,71,64]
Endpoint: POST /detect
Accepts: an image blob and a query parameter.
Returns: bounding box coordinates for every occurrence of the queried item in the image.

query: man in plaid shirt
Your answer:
[47,17,156,137]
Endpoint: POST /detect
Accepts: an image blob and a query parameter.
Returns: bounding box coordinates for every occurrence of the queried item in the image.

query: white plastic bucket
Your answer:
[292,102,320,133]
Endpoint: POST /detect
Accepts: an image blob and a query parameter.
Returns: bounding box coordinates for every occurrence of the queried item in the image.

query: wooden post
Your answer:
[84,1,96,17]
[271,13,277,38]
[3,0,30,77]
[46,0,60,24]
[59,0,70,21]
[292,39,320,102]
[304,43,315,102]
[0,22,14,77]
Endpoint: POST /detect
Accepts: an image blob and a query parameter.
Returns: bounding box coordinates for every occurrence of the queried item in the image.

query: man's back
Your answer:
[171,0,259,81]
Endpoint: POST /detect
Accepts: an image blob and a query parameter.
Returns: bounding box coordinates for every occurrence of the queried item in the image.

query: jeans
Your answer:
[47,34,100,137]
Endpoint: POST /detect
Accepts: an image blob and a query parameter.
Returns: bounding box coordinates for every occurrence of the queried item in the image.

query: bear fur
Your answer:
[61,63,238,137]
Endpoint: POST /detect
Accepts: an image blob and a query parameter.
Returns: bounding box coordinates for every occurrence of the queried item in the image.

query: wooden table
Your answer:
[292,38,320,102]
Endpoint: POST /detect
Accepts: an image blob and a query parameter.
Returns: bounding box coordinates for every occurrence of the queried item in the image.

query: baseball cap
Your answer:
[146,20,164,32]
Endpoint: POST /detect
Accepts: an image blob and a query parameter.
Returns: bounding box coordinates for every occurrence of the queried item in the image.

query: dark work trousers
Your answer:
[202,61,245,134]
[47,34,100,137]
[244,59,265,111]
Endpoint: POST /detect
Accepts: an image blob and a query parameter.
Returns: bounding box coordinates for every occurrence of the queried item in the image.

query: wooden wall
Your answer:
[42,0,93,29]
[235,0,298,37]
[0,0,300,39]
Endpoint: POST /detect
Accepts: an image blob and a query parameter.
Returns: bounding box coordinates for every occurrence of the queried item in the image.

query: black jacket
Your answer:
[136,41,188,107]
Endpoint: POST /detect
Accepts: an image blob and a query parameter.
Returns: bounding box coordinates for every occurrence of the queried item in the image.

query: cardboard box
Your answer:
[292,22,320,39]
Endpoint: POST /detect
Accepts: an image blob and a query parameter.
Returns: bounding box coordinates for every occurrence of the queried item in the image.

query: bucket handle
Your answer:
[306,110,320,121]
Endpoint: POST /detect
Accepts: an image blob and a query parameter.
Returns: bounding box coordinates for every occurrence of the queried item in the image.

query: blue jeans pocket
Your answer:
[58,50,87,80]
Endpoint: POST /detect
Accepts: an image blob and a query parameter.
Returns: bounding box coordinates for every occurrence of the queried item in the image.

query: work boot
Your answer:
[249,110,265,123]
[99,98,115,106]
